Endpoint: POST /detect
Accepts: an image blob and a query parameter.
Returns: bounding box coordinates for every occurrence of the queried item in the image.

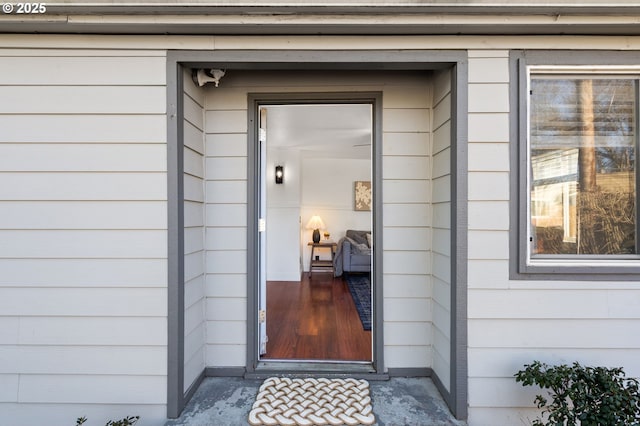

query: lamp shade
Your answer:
[305,215,325,243]
[305,215,325,230]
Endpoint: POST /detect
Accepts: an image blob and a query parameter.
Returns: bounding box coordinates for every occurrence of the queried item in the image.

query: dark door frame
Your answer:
[247,93,382,372]
[166,50,468,420]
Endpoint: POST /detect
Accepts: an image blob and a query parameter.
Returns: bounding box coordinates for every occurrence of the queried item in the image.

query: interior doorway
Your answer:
[256,101,374,363]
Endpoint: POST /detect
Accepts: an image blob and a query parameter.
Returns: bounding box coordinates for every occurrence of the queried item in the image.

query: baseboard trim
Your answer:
[430,370,453,410]
[206,366,247,377]
[183,368,206,404]
[387,367,432,378]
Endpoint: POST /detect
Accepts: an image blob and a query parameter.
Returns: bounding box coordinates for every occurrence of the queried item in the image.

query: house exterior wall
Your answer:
[0,33,639,426]
[202,70,433,370]
[182,70,207,393]
[431,68,453,392]
[381,74,433,370]
[466,49,640,425]
[0,49,169,425]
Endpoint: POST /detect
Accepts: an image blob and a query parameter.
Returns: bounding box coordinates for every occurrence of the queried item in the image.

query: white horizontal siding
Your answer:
[203,76,252,367]
[0,375,19,402]
[201,72,435,370]
[0,86,166,113]
[0,230,166,258]
[383,204,430,227]
[0,346,166,375]
[206,227,247,250]
[206,298,247,321]
[0,403,167,426]
[469,289,640,319]
[468,113,510,143]
[0,56,166,85]
[0,115,166,143]
[469,347,640,378]
[0,259,167,287]
[206,344,246,367]
[206,321,246,345]
[467,52,640,426]
[385,298,431,322]
[431,68,452,392]
[382,180,430,204]
[466,54,518,425]
[0,144,166,171]
[183,70,206,394]
[18,317,166,346]
[467,407,541,426]
[383,132,429,156]
[206,274,247,298]
[385,346,431,369]
[0,201,167,230]
[468,143,510,172]
[205,133,248,157]
[19,375,166,404]
[468,201,509,231]
[383,251,430,275]
[467,259,510,289]
[383,156,430,180]
[184,228,205,255]
[384,228,430,251]
[0,288,166,316]
[0,173,167,200]
[469,319,640,349]
[383,275,431,299]
[0,51,168,425]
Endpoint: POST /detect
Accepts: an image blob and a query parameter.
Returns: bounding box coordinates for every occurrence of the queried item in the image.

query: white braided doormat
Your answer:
[248,377,375,426]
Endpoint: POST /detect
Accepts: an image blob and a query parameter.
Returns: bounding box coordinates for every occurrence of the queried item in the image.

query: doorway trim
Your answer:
[166,49,468,420]
[246,92,383,374]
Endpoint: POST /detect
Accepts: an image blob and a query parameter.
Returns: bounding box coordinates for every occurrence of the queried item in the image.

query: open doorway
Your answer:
[257,102,374,363]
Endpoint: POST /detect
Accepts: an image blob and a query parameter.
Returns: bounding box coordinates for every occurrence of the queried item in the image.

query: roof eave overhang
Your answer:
[2,5,640,36]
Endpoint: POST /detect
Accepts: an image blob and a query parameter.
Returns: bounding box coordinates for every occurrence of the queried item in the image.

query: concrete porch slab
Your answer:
[165,377,466,426]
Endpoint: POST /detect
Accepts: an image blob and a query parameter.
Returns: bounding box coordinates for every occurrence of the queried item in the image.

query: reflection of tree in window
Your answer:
[530,77,636,255]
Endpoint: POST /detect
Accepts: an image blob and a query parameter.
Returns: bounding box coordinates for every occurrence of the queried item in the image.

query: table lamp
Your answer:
[306,215,325,243]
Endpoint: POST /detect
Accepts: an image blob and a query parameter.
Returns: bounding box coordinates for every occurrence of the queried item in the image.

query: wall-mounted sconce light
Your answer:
[275,165,284,184]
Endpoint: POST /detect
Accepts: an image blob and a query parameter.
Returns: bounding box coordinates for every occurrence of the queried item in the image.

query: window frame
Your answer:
[510,51,640,280]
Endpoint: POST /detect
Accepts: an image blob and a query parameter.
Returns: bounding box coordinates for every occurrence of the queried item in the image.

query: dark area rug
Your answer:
[345,274,372,330]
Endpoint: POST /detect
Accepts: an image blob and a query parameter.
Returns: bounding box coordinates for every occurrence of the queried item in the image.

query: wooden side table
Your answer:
[308,242,337,277]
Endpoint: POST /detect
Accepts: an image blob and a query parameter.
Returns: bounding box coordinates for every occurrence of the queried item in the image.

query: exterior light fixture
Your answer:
[275,165,284,184]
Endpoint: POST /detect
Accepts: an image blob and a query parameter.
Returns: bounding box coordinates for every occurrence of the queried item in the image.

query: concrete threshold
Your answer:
[165,376,466,426]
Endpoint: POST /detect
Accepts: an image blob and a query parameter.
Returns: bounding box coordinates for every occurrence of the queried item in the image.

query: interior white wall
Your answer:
[266,147,301,281]
[301,157,372,272]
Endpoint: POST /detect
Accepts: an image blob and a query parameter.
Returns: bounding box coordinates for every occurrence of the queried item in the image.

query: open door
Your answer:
[258,107,268,355]
[256,100,373,363]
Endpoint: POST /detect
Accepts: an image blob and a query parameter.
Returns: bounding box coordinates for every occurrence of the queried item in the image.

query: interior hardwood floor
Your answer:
[263,272,372,361]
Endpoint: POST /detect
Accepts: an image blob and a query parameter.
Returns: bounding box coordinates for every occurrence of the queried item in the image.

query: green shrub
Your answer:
[515,360,640,425]
[76,415,139,426]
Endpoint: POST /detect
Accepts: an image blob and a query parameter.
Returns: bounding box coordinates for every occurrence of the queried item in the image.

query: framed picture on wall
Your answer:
[354,181,372,211]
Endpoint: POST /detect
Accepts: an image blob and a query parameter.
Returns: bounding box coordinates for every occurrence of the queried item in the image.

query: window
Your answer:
[514,56,640,278]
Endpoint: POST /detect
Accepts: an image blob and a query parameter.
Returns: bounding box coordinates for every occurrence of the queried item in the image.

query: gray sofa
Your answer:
[341,230,372,273]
